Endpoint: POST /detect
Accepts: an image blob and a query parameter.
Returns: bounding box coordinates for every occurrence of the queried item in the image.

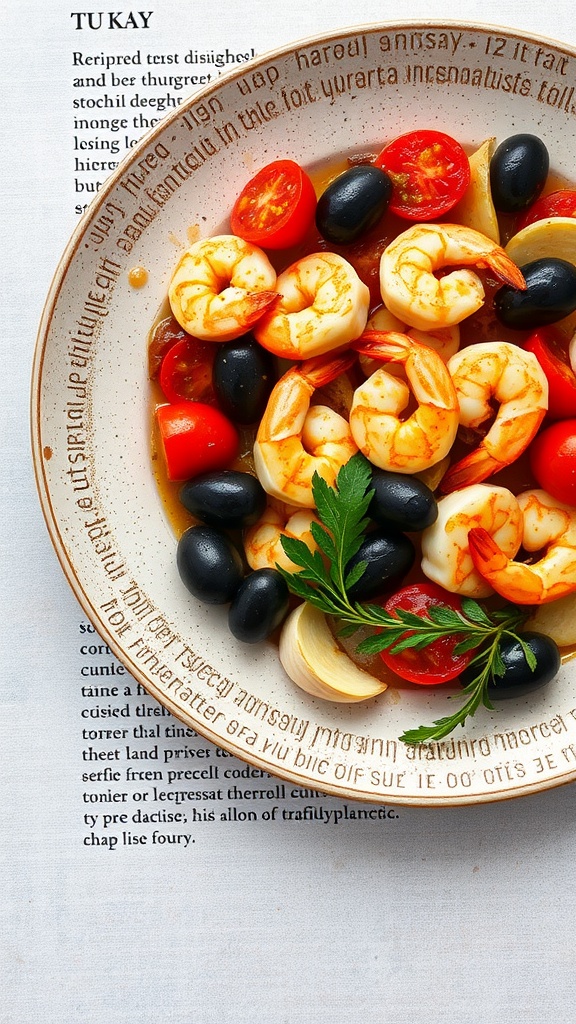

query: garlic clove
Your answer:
[505,217,576,268]
[526,591,576,648]
[279,601,387,702]
[450,138,500,244]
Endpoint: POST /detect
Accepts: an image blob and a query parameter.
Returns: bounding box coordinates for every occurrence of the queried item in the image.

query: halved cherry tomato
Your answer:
[374,129,470,221]
[156,401,239,482]
[230,159,317,249]
[523,327,576,420]
[378,582,474,685]
[159,337,216,405]
[517,189,576,230]
[529,418,576,506]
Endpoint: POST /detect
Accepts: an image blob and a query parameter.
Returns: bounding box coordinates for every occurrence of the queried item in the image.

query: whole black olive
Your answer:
[180,470,266,529]
[315,164,393,244]
[489,134,549,213]
[177,525,244,604]
[212,337,276,424]
[228,569,290,643]
[494,258,576,329]
[346,530,415,603]
[459,631,561,700]
[369,470,438,532]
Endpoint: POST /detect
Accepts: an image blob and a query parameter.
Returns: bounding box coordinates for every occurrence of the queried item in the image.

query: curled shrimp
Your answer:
[244,500,322,572]
[380,222,526,331]
[253,352,358,508]
[349,331,459,474]
[420,484,523,598]
[359,305,460,378]
[441,342,549,493]
[168,234,277,342]
[469,489,576,605]
[253,252,370,359]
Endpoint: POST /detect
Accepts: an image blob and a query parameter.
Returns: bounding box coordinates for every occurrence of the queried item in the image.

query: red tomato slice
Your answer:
[230,159,317,249]
[159,337,216,405]
[156,401,239,482]
[517,189,576,230]
[523,327,576,420]
[374,130,470,221]
[529,419,576,506]
[378,582,474,685]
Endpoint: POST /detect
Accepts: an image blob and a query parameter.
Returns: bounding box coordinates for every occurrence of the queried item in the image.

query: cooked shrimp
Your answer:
[469,489,576,605]
[441,342,549,493]
[367,305,405,335]
[253,252,370,359]
[360,306,460,378]
[168,234,277,342]
[359,305,407,379]
[380,222,526,331]
[408,324,461,363]
[420,484,523,598]
[244,500,322,571]
[349,331,459,474]
[253,352,358,508]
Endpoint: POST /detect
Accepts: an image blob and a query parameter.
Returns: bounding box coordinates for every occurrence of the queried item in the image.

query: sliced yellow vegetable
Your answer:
[279,601,387,702]
[450,138,500,244]
[505,217,576,268]
[527,592,576,649]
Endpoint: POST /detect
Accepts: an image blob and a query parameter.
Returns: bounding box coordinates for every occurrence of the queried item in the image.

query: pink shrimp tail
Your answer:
[240,290,280,329]
[467,527,533,603]
[468,527,510,576]
[353,330,412,364]
[299,351,357,388]
[468,527,549,605]
[441,407,547,494]
[440,447,503,493]
[485,251,527,291]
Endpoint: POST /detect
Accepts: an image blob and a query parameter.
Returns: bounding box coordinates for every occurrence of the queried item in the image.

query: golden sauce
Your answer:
[128,265,149,288]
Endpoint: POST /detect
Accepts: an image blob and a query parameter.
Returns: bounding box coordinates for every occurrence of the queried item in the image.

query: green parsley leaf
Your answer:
[277,453,539,744]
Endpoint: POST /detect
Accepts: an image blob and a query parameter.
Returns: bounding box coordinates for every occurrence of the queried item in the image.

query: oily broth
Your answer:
[148,149,576,685]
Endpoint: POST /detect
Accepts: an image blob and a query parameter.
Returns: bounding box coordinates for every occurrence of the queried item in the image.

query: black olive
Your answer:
[177,525,244,604]
[212,336,276,424]
[346,530,415,603]
[489,134,549,213]
[494,258,576,329]
[459,631,561,700]
[369,470,438,532]
[228,569,290,643]
[315,164,393,245]
[180,470,266,529]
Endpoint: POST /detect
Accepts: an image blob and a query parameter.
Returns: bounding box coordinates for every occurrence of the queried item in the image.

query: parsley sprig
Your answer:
[278,453,536,744]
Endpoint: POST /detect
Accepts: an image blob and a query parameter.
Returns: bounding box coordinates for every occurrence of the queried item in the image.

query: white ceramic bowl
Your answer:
[32,21,576,805]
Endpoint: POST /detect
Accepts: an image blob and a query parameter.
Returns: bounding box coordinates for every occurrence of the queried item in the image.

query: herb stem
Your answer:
[277,454,534,744]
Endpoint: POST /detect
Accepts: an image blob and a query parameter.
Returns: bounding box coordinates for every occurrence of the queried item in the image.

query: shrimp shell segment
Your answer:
[244,502,322,572]
[380,222,526,332]
[254,252,370,359]
[469,489,576,605]
[350,331,459,474]
[169,234,277,342]
[253,353,358,509]
[421,484,523,598]
[441,342,549,493]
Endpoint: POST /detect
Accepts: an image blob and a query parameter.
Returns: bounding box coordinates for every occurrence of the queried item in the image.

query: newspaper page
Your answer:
[2,1,576,1022]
